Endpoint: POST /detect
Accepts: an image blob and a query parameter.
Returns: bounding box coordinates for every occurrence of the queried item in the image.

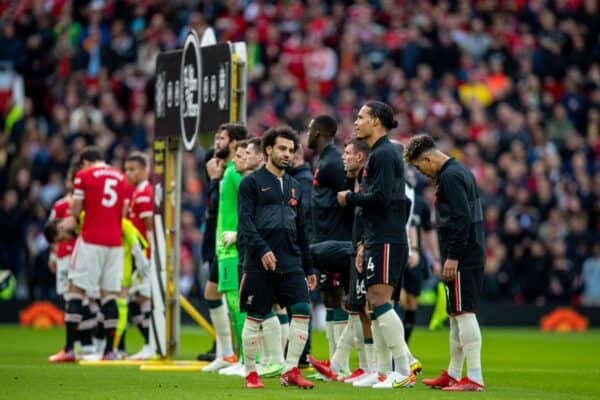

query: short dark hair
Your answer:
[126,151,148,168]
[246,137,262,154]
[313,115,337,138]
[404,134,436,163]
[262,126,299,155]
[344,138,370,157]
[365,101,398,130]
[80,146,103,163]
[43,219,59,244]
[236,140,249,150]
[218,123,248,142]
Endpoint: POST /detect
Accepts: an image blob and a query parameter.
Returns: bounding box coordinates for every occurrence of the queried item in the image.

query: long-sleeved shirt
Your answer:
[435,157,485,269]
[346,135,408,246]
[216,160,242,261]
[311,143,352,242]
[237,166,313,275]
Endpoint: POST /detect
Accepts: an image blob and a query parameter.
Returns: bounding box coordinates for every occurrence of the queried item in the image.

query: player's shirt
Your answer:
[216,160,242,261]
[73,163,127,247]
[49,195,76,258]
[128,180,153,242]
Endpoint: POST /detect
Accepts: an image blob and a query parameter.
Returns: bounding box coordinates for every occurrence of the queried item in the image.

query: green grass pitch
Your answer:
[1,324,599,399]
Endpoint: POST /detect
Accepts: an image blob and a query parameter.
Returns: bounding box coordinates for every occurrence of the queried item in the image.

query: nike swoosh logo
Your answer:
[366,274,374,280]
[260,187,271,192]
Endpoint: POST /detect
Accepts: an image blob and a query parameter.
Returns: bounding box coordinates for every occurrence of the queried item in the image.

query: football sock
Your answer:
[331,313,354,372]
[374,303,410,376]
[277,313,290,351]
[448,316,464,380]
[242,315,262,374]
[404,309,416,343]
[370,311,392,373]
[364,338,376,372]
[64,293,83,351]
[350,312,367,370]
[456,313,483,385]
[225,290,246,358]
[325,308,336,359]
[284,304,310,372]
[207,298,234,358]
[262,313,284,363]
[140,299,151,344]
[79,299,96,347]
[101,296,118,355]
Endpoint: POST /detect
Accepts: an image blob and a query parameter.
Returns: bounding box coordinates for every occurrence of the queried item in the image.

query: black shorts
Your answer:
[364,243,407,289]
[403,264,423,297]
[347,256,366,310]
[208,257,219,283]
[445,267,483,315]
[311,241,352,290]
[239,270,310,316]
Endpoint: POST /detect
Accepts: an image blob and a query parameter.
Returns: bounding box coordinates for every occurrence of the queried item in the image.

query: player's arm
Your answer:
[71,173,84,220]
[237,177,271,258]
[440,173,471,261]
[346,152,393,208]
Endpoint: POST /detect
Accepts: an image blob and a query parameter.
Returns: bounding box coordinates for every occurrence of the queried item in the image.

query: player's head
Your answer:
[307,115,337,150]
[245,137,264,172]
[292,142,305,168]
[404,134,444,178]
[354,101,398,142]
[43,218,76,243]
[215,123,248,160]
[262,126,298,172]
[79,146,104,167]
[342,138,370,175]
[125,151,149,185]
[233,140,248,174]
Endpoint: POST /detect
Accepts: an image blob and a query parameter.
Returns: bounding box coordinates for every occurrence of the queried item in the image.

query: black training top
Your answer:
[311,143,352,242]
[237,166,313,275]
[346,135,408,246]
[435,158,485,269]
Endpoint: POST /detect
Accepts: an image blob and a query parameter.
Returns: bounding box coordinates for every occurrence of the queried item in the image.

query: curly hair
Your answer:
[261,126,299,155]
[404,134,436,164]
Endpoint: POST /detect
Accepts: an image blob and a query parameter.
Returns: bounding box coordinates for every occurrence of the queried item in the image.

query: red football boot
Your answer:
[442,377,485,392]
[280,367,315,389]
[308,356,338,381]
[245,371,265,389]
[422,370,457,389]
[340,368,367,383]
[48,349,76,363]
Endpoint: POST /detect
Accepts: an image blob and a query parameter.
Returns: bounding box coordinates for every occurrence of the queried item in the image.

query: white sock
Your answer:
[279,317,290,352]
[370,317,392,373]
[376,308,411,376]
[350,313,367,369]
[262,314,284,364]
[333,320,348,347]
[257,327,266,364]
[209,302,234,358]
[242,316,262,374]
[331,319,354,372]
[325,318,336,359]
[448,317,464,380]
[456,313,483,385]
[284,315,310,372]
[364,340,376,372]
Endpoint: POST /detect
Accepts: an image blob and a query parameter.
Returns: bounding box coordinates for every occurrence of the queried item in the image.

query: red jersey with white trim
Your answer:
[128,180,153,242]
[49,195,76,258]
[73,163,127,247]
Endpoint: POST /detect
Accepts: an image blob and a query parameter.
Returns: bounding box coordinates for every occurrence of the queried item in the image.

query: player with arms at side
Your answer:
[68,146,129,360]
[238,127,317,389]
[124,151,154,360]
[405,134,485,391]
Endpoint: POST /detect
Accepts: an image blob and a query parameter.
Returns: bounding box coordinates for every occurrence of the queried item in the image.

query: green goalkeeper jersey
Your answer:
[216,160,242,291]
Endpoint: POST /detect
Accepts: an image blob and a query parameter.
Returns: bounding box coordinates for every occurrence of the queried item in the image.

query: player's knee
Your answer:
[367,285,391,308]
[289,302,311,317]
[204,281,220,300]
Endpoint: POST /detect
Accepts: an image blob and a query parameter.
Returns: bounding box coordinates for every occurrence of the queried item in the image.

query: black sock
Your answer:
[65,297,83,351]
[101,299,118,354]
[118,329,126,351]
[79,303,96,347]
[404,310,416,343]
[140,301,151,344]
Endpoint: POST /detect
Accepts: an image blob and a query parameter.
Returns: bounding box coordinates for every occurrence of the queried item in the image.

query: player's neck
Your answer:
[316,139,332,155]
[266,160,285,177]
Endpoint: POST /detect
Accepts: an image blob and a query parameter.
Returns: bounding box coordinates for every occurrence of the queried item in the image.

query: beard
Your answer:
[215,147,230,160]
[271,155,289,170]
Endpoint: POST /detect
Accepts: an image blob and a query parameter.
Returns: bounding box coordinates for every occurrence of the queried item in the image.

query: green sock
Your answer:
[225,290,246,362]
[115,297,128,349]
[429,282,448,331]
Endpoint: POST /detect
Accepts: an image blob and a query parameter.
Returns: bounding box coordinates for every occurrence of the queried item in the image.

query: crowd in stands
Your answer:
[0,0,599,305]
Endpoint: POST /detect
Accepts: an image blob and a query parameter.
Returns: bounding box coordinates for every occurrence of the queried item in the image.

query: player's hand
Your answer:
[408,250,420,269]
[222,231,237,247]
[261,251,277,271]
[207,158,225,180]
[442,259,458,282]
[337,190,350,207]
[355,243,364,273]
[306,274,317,291]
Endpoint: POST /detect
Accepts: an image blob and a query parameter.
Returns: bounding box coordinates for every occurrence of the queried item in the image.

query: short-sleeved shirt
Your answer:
[49,195,76,258]
[128,180,153,242]
[73,163,128,247]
